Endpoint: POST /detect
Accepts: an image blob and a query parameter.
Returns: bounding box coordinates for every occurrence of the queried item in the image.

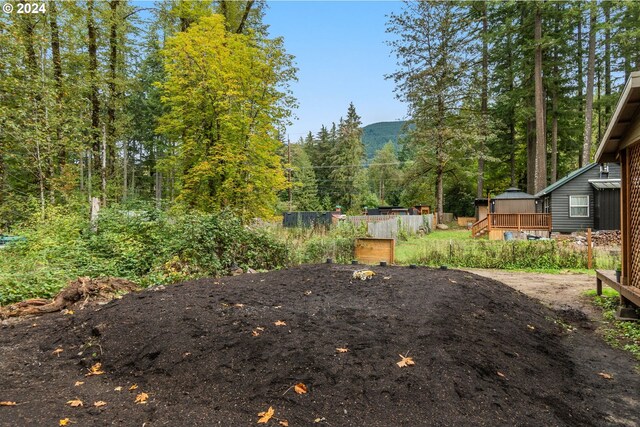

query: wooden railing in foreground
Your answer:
[472,213,551,237]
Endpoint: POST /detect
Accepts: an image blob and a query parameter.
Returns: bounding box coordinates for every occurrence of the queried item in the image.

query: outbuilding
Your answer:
[594,71,640,308]
[534,163,621,232]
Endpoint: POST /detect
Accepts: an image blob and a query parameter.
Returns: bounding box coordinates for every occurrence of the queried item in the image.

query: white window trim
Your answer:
[569,195,589,218]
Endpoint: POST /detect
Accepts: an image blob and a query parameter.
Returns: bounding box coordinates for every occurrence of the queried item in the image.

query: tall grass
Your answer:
[396,236,619,270]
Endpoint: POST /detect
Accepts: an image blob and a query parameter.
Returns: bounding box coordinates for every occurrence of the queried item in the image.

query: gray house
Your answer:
[535,163,621,232]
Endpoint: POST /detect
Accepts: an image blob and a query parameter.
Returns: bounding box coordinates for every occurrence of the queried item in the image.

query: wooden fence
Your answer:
[346,215,434,239]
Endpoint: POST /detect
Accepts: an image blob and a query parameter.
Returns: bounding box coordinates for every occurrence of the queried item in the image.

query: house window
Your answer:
[569,195,589,217]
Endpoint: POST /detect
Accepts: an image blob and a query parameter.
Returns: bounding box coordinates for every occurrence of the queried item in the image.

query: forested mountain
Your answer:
[361,121,407,159]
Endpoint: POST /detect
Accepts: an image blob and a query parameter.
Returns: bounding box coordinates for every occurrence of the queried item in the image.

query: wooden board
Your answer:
[457,217,476,227]
[355,238,395,264]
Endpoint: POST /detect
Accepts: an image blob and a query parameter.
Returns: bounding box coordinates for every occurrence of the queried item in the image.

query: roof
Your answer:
[493,187,536,200]
[589,179,621,190]
[595,71,640,162]
[534,163,599,197]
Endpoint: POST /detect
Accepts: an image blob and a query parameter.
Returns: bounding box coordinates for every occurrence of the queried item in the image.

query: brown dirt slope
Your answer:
[1,264,639,426]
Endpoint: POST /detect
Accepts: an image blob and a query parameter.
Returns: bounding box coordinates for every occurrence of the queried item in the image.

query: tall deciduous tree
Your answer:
[158,14,296,219]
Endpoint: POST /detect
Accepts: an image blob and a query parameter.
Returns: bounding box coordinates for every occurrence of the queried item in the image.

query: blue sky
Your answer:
[263,1,407,139]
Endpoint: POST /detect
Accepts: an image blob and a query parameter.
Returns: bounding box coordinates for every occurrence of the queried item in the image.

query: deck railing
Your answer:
[472,213,551,237]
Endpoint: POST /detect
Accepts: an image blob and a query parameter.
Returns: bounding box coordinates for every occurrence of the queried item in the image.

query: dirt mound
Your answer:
[0,277,138,319]
[1,265,639,426]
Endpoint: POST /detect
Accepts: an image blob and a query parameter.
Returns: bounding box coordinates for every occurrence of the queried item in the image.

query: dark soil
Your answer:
[1,264,639,426]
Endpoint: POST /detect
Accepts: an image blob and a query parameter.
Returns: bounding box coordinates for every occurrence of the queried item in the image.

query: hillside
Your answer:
[362,121,409,159]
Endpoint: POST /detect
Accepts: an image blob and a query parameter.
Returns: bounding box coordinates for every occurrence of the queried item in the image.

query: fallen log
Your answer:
[0,277,138,319]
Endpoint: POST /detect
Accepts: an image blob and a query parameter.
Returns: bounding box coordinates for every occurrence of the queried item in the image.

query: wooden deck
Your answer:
[596,269,640,307]
[472,213,551,238]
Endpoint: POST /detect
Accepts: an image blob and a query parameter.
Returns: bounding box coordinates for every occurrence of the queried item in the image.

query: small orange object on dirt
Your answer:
[396,354,415,368]
[257,406,275,423]
[294,383,308,394]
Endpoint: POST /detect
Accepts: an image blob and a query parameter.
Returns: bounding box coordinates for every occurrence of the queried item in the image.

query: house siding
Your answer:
[549,164,621,232]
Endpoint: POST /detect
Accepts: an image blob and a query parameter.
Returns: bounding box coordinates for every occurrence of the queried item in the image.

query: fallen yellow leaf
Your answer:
[396,354,415,368]
[67,399,83,407]
[94,401,107,407]
[135,392,149,404]
[234,303,245,308]
[527,325,536,331]
[114,386,123,392]
[74,381,84,387]
[85,362,105,377]
[0,401,16,406]
[294,383,308,394]
[598,372,613,380]
[279,420,289,427]
[53,348,64,356]
[336,348,349,353]
[274,320,287,326]
[129,384,138,391]
[257,406,275,424]
[59,419,72,426]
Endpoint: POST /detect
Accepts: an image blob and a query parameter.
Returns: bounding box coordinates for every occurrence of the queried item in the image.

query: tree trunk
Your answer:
[101,126,107,207]
[604,2,611,120]
[551,93,558,184]
[49,0,65,168]
[527,117,536,194]
[235,0,254,34]
[577,10,584,167]
[582,1,596,166]
[477,0,488,199]
[534,6,546,193]
[87,0,101,163]
[107,0,118,176]
[123,139,128,201]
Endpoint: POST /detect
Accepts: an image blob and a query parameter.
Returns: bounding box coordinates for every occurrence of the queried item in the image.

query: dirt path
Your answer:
[463,269,602,318]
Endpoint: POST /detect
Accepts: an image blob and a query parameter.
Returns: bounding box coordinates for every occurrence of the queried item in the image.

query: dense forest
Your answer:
[292,0,640,218]
[0,1,639,227]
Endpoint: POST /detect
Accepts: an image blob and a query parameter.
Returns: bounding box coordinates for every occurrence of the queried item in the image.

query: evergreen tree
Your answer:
[329,103,365,211]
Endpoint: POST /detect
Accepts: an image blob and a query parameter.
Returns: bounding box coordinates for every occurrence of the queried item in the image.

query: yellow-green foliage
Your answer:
[158,14,296,219]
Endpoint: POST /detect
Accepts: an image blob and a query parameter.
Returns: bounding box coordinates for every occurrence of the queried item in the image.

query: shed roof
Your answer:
[492,187,536,200]
[589,179,621,190]
[534,163,599,197]
[595,71,640,162]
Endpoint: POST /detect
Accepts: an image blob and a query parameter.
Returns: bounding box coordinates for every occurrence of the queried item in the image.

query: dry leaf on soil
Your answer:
[527,325,536,331]
[598,372,613,380]
[314,417,326,423]
[94,401,107,407]
[85,363,105,377]
[114,386,122,392]
[67,399,83,407]
[135,392,149,404]
[59,419,72,426]
[0,401,17,406]
[294,383,308,394]
[74,381,84,387]
[53,348,64,356]
[257,406,275,424]
[336,348,349,353]
[129,384,138,391]
[252,330,261,337]
[396,354,415,368]
[274,320,287,326]
[279,420,289,427]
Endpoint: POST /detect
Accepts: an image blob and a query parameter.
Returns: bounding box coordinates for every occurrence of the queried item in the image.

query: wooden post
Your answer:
[587,228,593,269]
[517,214,521,231]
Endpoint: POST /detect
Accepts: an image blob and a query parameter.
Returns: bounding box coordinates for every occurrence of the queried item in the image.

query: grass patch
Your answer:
[588,292,640,362]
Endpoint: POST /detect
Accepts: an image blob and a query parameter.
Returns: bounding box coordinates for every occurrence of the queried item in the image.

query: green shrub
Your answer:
[0,205,290,305]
